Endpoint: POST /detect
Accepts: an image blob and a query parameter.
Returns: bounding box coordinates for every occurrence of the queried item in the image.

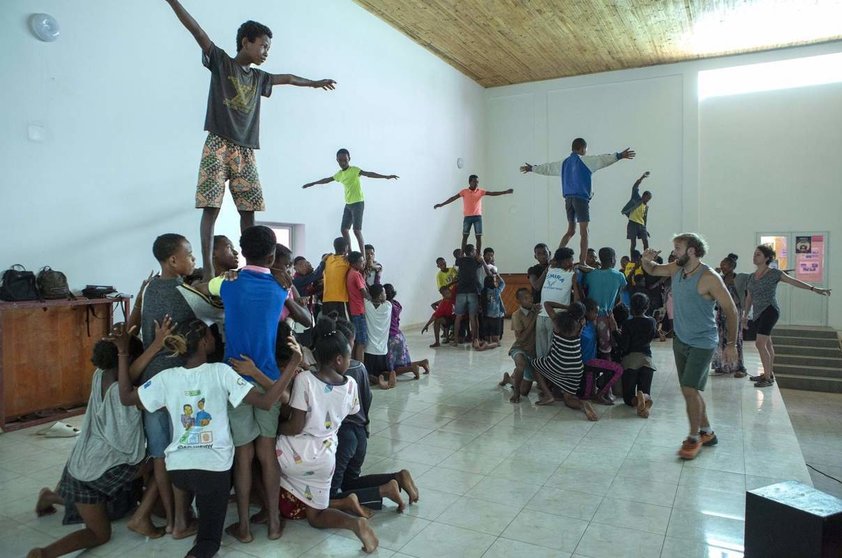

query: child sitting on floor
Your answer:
[619,293,658,418]
[500,287,539,403]
[364,284,395,389]
[273,316,379,553]
[530,302,598,421]
[480,272,506,344]
[422,286,456,347]
[330,317,420,513]
[384,284,430,378]
[581,298,624,405]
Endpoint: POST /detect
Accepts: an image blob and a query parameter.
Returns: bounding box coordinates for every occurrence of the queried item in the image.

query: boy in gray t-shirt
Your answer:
[164,0,336,281]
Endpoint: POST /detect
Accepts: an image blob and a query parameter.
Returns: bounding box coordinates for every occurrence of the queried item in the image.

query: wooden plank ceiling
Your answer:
[353,0,842,87]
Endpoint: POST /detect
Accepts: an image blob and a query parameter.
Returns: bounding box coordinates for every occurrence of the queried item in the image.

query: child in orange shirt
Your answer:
[433,175,513,253]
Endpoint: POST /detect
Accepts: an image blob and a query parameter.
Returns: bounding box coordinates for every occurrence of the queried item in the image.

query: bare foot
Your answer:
[411,364,421,380]
[582,401,599,422]
[388,371,397,388]
[250,508,267,525]
[593,394,614,406]
[498,372,511,387]
[509,392,521,403]
[224,522,253,543]
[354,517,379,553]
[172,520,198,540]
[419,359,430,374]
[127,516,166,539]
[334,493,374,518]
[429,342,440,348]
[380,479,406,512]
[267,518,285,540]
[396,470,419,503]
[536,395,555,406]
[378,376,390,390]
[35,488,57,517]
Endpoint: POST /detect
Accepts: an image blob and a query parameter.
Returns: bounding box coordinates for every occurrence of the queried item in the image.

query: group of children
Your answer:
[29,227,426,558]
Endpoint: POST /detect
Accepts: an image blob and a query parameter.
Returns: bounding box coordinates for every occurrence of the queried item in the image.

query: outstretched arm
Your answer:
[302,177,334,189]
[632,171,649,191]
[359,170,399,180]
[520,161,562,176]
[271,74,336,89]
[433,193,460,209]
[164,0,212,52]
[486,188,514,197]
[779,272,832,296]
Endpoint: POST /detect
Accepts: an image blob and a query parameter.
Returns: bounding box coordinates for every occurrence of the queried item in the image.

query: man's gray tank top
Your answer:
[672,264,718,349]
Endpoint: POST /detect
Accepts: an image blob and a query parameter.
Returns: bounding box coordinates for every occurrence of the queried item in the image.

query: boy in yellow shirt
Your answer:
[302,148,399,252]
[621,171,652,255]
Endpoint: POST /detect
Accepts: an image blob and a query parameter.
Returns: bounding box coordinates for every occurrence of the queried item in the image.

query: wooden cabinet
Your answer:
[0,297,129,430]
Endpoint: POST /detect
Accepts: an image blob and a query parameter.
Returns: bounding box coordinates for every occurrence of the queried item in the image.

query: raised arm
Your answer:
[302,177,334,189]
[129,315,176,383]
[486,188,514,197]
[433,193,460,209]
[271,74,336,89]
[165,0,212,52]
[779,272,832,296]
[640,249,679,277]
[520,161,562,176]
[359,170,399,180]
[632,171,650,192]
[114,325,144,408]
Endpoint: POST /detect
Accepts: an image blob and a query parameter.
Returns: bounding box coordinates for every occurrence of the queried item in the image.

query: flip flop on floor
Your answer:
[38,422,80,438]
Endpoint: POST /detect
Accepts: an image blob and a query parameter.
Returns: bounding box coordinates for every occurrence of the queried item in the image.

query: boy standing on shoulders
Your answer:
[207,226,288,541]
[621,171,653,255]
[302,149,399,252]
[433,175,513,254]
[163,0,336,280]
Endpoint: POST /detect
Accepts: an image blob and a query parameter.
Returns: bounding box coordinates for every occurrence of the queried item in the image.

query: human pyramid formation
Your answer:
[27,3,833,558]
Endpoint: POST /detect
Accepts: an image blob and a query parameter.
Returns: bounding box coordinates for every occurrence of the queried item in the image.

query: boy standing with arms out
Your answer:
[302,149,399,252]
[346,251,371,361]
[621,171,653,255]
[323,237,351,319]
[164,0,336,280]
[433,175,513,254]
[207,226,288,541]
[520,138,635,263]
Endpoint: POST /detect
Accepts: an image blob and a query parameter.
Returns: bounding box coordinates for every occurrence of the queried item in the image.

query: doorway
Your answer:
[756,232,829,326]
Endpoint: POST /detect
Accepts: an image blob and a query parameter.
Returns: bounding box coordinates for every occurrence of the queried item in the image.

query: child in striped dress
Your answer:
[531,302,598,421]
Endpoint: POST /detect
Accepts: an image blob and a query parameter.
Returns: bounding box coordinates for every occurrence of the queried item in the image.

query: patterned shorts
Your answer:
[196,133,265,211]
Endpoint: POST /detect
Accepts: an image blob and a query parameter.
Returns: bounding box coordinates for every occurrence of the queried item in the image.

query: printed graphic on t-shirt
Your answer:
[545,273,568,289]
[177,392,214,448]
[223,76,256,114]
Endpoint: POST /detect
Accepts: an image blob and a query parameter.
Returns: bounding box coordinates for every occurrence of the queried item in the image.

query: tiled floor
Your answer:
[0,328,825,558]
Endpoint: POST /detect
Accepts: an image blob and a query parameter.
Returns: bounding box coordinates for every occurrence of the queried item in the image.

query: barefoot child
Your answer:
[619,293,658,418]
[28,331,163,558]
[581,298,624,405]
[432,175,513,254]
[163,0,336,279]
[421,286,456,347]
[384,284,430,378]
[531,302,599,421]
[364,284,395,389]
[346,251,371,361]
[116,319,300,558]
[501,288,539,403]
[302,149,398,252]
[274,316,379,553]
[330,318,420,512]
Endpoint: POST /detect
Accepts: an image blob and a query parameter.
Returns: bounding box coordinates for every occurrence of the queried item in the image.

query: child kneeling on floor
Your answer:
[530,302,598,421]
[619,293,658,418]
[273,315,379,553]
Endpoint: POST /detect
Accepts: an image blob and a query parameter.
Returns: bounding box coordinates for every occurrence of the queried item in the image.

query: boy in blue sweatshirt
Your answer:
[520,137,635,264]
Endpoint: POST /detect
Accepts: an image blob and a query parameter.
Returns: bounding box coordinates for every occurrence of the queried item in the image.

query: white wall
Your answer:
[0,0,485,325]
[484,41,842,329]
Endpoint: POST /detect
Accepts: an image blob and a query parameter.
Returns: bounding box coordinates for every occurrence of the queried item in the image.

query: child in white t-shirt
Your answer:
[272,315,379,553]
[116,320,301,558]
[363,284,395,389]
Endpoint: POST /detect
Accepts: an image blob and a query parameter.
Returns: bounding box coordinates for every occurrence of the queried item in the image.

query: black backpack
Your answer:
[0,265,40,301]
[37,266,75,300]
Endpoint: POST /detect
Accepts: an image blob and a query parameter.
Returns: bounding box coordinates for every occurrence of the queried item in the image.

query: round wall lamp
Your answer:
[29,13,60,42]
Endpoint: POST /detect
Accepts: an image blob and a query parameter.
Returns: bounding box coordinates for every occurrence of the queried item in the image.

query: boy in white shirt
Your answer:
[364,284,395,389]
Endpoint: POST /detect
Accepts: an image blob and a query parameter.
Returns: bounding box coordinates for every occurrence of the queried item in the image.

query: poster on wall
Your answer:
[795,234,825,283]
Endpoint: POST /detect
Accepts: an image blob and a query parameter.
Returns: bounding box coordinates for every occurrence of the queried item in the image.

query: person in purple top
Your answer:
[383,284,430,379]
